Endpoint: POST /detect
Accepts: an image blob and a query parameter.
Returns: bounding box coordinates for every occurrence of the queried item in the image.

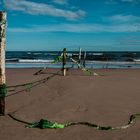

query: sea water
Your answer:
[6,51,140,69]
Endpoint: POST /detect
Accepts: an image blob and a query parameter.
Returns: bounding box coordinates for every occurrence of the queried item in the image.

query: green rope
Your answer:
[34,52,93,76]
[26,119,65,129]
[52,54,92,75]
[79,64,92,75]
[52,55,63,64]
[70,58,93,75]
[7,79,43,89]
[0,84,7,98]
[25,84,33,92]
[6,70,60,91]
[6,77,52,97]
[33,55,63,75]
[7,74,56,89]
[5,71,61,98]
[33,56,62,76]
[8,113,140,130]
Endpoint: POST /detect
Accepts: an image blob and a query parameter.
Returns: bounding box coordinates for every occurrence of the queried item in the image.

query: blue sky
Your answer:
[0,0,140,51]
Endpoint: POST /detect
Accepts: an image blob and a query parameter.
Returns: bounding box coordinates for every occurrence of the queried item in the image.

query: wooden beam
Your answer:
[0,11,7,115]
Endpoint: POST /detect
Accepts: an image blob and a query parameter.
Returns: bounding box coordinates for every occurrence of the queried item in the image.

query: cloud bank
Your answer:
[105,15,140,23]
[53,0,68,5]
[8,23,140,33]
[4,0,86,20]
[105,0,140,4]
[8,13,140,33]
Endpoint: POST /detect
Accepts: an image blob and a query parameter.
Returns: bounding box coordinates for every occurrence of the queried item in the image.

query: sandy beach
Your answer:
[0,68,140,140]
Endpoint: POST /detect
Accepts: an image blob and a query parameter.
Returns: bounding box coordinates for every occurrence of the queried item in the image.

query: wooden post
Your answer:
[0,11,6,116]
[63,48,66,76]
[71,53,74,68]
[83,51,86,67]
[78,48,82,69]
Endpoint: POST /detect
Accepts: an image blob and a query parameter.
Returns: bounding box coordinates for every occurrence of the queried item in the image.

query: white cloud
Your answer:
[121,0,138,2]
[105,0,118,5]
[4,0,86,20]
[106,15,140,23]
[122,0,133,1]
[8,23,140,33]
[105,0,140,4]
[53,0,68,5]
[119,36,140,45]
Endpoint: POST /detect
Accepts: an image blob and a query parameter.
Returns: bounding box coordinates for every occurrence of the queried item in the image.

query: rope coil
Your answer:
[8,113,140,130]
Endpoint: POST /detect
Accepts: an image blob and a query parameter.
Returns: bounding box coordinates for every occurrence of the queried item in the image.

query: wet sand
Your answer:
[0,68,140,140]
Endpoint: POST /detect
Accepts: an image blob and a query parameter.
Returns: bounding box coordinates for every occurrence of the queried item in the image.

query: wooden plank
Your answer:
[0,11,7,115]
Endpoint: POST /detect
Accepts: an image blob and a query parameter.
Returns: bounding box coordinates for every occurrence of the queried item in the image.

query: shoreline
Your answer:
[6,60,140,64]
[6,62,140,69]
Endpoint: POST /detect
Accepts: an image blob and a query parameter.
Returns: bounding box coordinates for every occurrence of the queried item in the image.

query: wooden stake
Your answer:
[0,11,6,116]
[83,51,86,67]
[63,48,66,76]
[71,53,73,68]
[78,48,82,69]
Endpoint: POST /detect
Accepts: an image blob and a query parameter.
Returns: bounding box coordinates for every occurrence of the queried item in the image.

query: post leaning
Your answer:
[0,11,7,115]
[63,48,67,76]
[78,48,82,69]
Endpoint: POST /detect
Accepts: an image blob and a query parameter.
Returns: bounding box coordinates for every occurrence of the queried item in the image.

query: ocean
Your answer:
[6,51,140,69]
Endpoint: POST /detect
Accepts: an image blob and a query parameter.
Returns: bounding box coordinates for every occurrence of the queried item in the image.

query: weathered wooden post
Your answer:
[71,53,74,68]
[0,11,7,116]
[62,48,66,76]
[78,48,82,69]
[83,51,86,67]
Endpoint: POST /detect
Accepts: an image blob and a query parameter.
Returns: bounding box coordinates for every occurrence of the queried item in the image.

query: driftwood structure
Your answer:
[0,11,7,115]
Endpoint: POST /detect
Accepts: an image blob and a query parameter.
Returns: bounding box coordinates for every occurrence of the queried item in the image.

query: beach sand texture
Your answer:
[0,68,140,140]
